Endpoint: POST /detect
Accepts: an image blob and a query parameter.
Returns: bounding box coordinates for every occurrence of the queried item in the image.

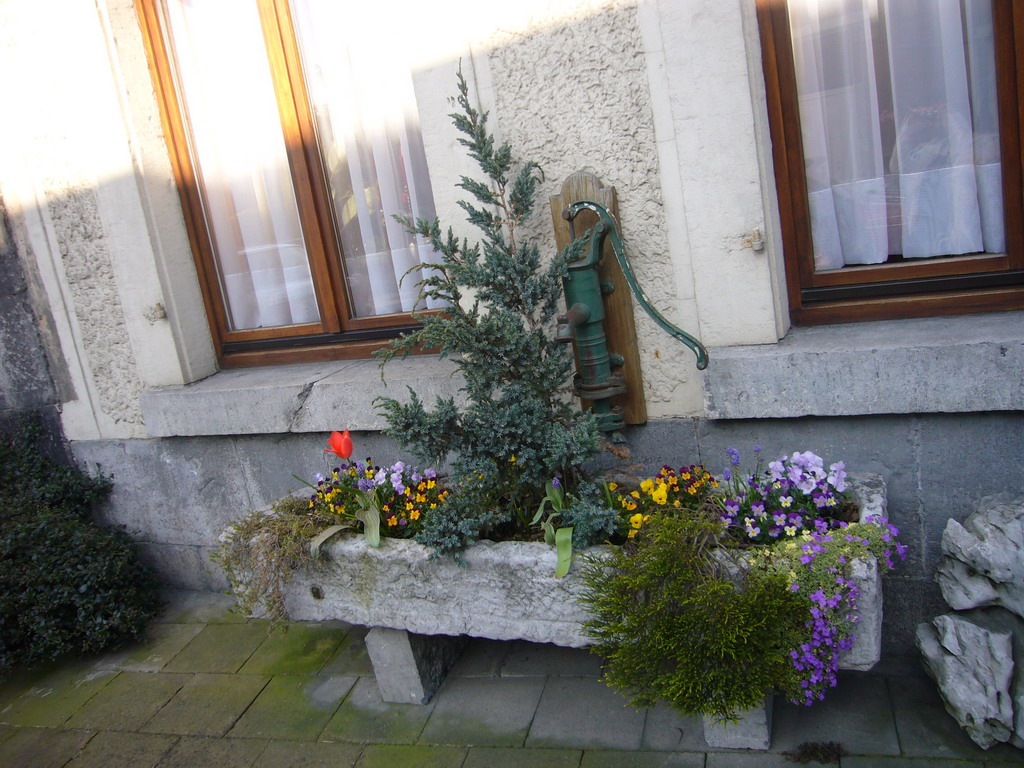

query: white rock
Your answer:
[916,613,1015,749]
[937,495,1024,619]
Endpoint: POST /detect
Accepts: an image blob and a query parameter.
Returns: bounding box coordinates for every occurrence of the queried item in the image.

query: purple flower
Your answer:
[723,468,732,482]
[551,477,561,489]
[424,468,437,480]
[726,447,741,467]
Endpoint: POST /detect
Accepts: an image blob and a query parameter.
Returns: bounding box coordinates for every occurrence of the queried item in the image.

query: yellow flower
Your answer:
[387,516,398,527]
[629,513,643,528]
[640,479,654,494]
[608,482,618,491]
[627,529,638,539]
[410,510,420,521]
[630,490,640,499]
[651,484,668,505]
[509,455,517,464]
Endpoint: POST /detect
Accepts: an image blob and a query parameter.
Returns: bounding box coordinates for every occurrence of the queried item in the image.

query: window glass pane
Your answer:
[290,0,444,318]
[789,0,1002,271]
[161,0,319,331]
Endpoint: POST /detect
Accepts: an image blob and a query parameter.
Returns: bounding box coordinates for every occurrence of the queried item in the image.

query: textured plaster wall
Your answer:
[478,0,705,418]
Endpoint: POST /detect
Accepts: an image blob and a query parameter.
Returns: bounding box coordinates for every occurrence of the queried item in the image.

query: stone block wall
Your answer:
[71,410,1024,657]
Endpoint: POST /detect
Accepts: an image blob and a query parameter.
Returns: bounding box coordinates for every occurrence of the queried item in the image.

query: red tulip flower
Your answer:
[325,430,353,460]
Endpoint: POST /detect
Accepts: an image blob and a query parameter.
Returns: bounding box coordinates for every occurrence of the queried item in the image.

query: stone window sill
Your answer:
[702,311,1024,420]
[140,355,463,438]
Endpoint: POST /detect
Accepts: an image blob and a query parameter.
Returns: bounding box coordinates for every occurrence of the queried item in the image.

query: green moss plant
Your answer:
[580,512,807,721]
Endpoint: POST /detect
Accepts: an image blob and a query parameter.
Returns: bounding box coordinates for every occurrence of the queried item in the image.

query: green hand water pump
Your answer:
[558,200,708,433]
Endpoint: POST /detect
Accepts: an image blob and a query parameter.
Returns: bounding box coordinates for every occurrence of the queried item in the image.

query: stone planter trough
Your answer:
[267,474,888,749]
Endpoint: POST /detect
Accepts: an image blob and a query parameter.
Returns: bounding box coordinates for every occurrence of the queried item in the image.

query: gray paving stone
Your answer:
[65,672,191,731]
[252,740,363,768]
[641,703,708,752]
[91,624,206,672]
[155,735,269,767]
[501,641,603,677]
[0,668,117,727]
[842,758,984,768]
[420,676,546,747]
[238,622,349,675]
[527,676,646,750]
[157,590,246,624]
[771,673,899,756]
[320,677,435,744]
[320,626,374,676]
[706,753,816,767]
[354,744,469,768]
[463,746,583,767]
[162,623,270,673]
[449,639,513,677]
[141,673,270,737]
[581,750,705,767]
[0,727,94,768]
[890,676,1024,761]
[228,675,355,741]
[62,730,179,768]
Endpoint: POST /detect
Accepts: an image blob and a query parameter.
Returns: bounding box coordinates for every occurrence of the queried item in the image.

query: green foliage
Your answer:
[0,415,160,677]
[211,496,337,625]
[376,69,601,555]
[580,513,807,720]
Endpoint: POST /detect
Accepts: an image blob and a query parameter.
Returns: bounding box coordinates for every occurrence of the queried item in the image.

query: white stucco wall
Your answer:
[1,0,785,438]
[0,0,217,441]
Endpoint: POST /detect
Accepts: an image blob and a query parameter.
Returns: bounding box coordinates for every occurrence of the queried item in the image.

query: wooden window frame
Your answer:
[135,0,427,368]
[757,0,1024,325]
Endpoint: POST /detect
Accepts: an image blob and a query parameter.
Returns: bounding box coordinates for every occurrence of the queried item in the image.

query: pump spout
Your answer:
[556,303,591,343]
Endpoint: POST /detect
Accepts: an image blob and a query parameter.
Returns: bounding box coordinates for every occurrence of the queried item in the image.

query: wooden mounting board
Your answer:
[549,171,647,425]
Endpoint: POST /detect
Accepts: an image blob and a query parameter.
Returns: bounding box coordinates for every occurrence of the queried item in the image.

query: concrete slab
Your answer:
[155,735,269,768]
[841,759,983,768]
[91,623,206,672]
[320,626,375,677]
[771,673,900,756]
[252,740,363,768]
[61,730,178,768]
[580,751,705,768]
[448,638,513,677]
[161,623,270,674]
[641,703,708,752]
[140,673,269,737]
[0,668,117,727]
[354,744,469,768]
[156,589,246,624]
[0,727,94,768]
[238,622,348,675]
[501,641,604,678]
[706,753,822,767]
[890,676,1024,761]
[320,677,435,745]
[463,746,583,768]
[419,676,546,747]
[526,676,646,750]
[65,672,191,731]
[228,675,356,741]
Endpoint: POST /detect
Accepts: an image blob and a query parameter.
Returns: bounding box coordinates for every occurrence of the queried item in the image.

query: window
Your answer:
[758,0,1024,324]
[136,0,443,366]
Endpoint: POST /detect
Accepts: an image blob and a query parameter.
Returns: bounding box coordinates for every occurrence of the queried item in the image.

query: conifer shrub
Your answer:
[580,512,808,720]
[0,416,161,677]
[376,70,615,555]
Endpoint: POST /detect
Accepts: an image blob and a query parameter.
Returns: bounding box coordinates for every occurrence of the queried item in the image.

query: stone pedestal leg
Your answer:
[701,696,773,750]
[364,627,468,705]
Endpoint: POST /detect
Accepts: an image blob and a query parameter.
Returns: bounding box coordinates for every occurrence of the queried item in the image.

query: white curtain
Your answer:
[290,0,444,318]
[163,0,319,331]
[789,0,1002,271]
